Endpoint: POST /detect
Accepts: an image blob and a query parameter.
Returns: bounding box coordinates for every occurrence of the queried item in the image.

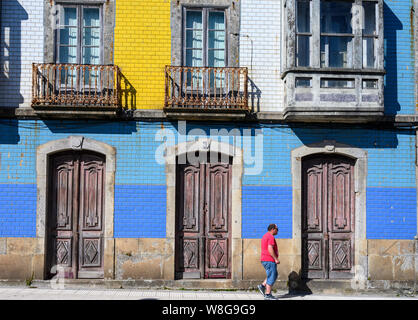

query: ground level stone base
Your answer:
[1,238,417,285]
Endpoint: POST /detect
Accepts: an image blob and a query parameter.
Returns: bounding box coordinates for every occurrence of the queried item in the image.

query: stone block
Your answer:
[115,238,139,255]
[368,255,393,280]
[6,238,36,255]
[119,257,162,279]
[0,255,32,280]
[393,256,415,281]
[138,238,165,255]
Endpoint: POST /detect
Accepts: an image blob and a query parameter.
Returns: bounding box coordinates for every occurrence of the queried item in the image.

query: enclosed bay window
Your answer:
[288,0,383,70]
[282,0,384,117]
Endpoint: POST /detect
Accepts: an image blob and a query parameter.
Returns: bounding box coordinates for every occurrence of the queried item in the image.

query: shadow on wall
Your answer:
[43,120,138,135]
[119,72,137,110]
[383,3,402,116]
[290,123,400,150]
[0,119,20,144]
[0,1,28,108]
[248,77,261,113]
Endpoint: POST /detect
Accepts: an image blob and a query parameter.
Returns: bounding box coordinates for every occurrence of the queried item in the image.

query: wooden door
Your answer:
[175,156,232,279]
[301,155,355,279]
[46,151,105,279]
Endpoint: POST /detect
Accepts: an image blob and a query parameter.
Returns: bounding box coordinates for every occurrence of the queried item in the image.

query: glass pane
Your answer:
[83,46,100,65]
[363,37,375,68]
[83,27,100,46]
[321,1,352,34]
[60,27,77,46]
[321,36,353,67]
[63,7,77,26]
[186,30,203,49]
[208,49,225,67]
[186,49,203,67]
[83,67,99,86]
[186,11,202,29]
[208,12,225,30]
[362,79,378,89]
[321,78,354,88]
[60,67,77,86]
[208,31,225,50]
[363,2,376,35]
[59,46,77,63]
[296,35,310,66]
[296,77,312,87]
[83,8,100,27]
[297,0,310,33]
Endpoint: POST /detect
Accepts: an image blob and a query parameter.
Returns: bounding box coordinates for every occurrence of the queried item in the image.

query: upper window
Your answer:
[183,8,226,67]
[295,0,380,69]
[57,5,102,65]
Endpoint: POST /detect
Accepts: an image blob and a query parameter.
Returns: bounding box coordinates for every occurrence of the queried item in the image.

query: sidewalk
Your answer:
[0,286,416,300]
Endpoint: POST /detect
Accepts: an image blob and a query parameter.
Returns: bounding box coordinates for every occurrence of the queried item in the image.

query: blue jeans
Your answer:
[261,261,278,286]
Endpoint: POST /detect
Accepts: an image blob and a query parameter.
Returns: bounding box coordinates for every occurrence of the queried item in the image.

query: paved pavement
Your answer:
[0,286,416,300]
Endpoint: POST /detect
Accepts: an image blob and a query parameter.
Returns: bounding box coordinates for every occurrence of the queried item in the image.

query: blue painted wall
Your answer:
[0,120,416,239]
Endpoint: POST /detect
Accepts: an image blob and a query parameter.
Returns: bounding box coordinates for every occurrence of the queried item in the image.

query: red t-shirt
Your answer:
[260,232,278,262]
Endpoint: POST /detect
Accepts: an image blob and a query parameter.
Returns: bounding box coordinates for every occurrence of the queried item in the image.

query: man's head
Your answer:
[267,223,278,235]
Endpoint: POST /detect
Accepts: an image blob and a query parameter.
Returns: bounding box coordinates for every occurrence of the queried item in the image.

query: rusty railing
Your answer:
[32,63,121,108]
[165,66,248,111]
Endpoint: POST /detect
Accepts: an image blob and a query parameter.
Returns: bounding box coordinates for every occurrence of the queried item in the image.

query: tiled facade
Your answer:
[114,0,171,109]
[0,0,43,108]
[0,0,417,285]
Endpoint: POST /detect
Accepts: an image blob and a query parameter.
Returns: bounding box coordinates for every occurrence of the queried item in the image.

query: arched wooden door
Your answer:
[301,154,355,279]
[46,151,105,279]
[175,155,232,279]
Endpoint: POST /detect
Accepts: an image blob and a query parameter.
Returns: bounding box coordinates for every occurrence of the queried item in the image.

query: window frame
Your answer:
[182,6,228,68]
[55,4,104,66]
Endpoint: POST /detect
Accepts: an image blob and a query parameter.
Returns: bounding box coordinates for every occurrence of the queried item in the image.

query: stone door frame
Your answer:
[36,136,116,280]
[165,138,243,281]
[291,140,368,286]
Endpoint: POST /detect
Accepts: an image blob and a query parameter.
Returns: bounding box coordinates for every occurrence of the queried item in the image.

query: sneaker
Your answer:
[257,284,266,296]
[264,294,278,300]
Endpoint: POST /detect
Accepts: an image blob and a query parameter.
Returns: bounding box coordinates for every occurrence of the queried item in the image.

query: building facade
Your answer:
[0,0,417,289]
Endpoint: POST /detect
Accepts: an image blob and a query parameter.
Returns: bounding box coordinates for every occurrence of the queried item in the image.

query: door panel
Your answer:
[205,163,231,278]
[302,158,327,279]
[302,155,355,279]
[328,158,355,279]
[176,163,204,279]
[78,153,105,278]
[47,154,79,279]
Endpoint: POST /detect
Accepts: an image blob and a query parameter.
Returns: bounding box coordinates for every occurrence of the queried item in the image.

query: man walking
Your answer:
[258,223,280,300]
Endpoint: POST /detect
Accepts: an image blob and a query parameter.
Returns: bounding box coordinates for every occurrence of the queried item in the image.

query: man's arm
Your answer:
[268,245,280,264]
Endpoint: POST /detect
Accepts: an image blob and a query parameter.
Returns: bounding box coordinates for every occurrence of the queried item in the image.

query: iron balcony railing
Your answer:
[32,63,121,108]
[165,66,248,111]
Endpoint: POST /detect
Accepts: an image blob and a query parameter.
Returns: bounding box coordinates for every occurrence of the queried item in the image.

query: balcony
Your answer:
[32,63,121,117]
[164,66,249,120]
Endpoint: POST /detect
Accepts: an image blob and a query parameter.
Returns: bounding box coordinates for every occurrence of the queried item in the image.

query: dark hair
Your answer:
[267,224,278,231]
